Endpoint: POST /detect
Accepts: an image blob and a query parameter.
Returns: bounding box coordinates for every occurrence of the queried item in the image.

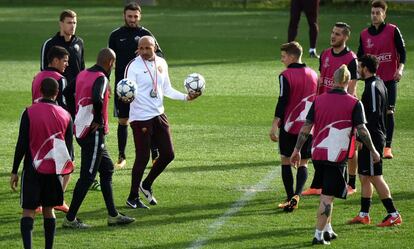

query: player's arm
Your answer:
[270,74,289,142]
[91,76,108,131]
[394,27,406,81]
[162,62,189,101]
[357,36,364,58]
[62,78,76,117]
[57,77,67,108]
[290,103,314,165]
[11,110,30,191]
[40,40,51,71]
[65,118,74,161]
[80,40,86,71]
[347,58,358,96]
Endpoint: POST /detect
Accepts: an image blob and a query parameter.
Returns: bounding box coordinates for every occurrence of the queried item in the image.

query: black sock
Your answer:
[360,197,372,213]
[348,175,356,189]
[43,218,56,249]
[117,124,128,158]
[281,165,294,200]
[386,114,394,147]
[295,166,308,195]
[381,198,397,214]
[20,217,33,249]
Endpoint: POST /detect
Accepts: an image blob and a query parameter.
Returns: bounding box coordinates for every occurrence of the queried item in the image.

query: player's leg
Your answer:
[370,175,402,226]
[54,174,70,212]
[98,145,118,218]
[384,80,397,159]
[313,194,333,245]
[64,130,103,227]
[20,169,39,249]
[303,0,320,57]
[21,209,36,249]
[141,114,175,204]
[127,120,152,208]
[348,175,373,224]
[288,0,302,42]
[42,207,56,249]
[277,128,294,209]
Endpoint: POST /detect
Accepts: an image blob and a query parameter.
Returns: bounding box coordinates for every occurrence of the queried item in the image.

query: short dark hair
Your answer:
[334,22,351,36]
[359,54,379,74]
[280,41,302,58]
[372,0,387,12]
[47,46,69,64]
[40,78,59,98]
[124,3,141,13]
[60,9,77,22]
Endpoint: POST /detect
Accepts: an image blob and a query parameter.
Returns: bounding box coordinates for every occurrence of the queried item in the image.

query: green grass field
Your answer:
[0,4,413,249]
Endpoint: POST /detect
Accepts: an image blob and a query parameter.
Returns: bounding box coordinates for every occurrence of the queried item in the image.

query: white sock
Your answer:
[390,211,399,217]
[324,223,333,234]
[309,48,316,53]
[314,229,323,240]
[359,212,369,217]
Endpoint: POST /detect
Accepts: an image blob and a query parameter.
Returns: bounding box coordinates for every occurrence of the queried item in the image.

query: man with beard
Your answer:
[108,3,163,170]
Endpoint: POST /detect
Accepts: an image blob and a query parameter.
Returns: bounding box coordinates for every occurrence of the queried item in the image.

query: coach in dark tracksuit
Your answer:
[108,2,164,168]
[287,0,320,58]
[63,48,134,228]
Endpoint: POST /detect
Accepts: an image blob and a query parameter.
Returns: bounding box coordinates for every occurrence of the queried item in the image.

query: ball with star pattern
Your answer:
[184,73,205,94]
[116,78,136,102]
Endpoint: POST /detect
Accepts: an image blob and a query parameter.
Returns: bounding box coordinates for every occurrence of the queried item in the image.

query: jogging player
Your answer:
[108,3,163,169]
[11,78,74,249]
[291,65,380,245]
[347,55,402,227]
[269,41,317,212]
[358,0,406,159]
[63,48,135,228]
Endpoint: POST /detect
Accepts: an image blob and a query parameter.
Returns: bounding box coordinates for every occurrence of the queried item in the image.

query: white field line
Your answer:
[187,167,279,249]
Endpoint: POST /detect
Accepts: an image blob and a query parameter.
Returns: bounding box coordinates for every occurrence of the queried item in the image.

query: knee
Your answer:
[118,118,129,126]
[161,151,175,163]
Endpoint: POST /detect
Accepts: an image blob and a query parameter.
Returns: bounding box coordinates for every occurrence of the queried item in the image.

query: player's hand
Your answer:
[371,150,381,164]
[393,69,403,82]
[90,122,100,133]
[120,96,134,104]
[10,174,19,191]
[290,148,301,167]
[187,91,201,101]
[269,128,279,142]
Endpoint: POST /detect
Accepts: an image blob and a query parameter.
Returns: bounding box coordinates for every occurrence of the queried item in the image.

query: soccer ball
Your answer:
[184,73,205,94]
[116,78,136,102]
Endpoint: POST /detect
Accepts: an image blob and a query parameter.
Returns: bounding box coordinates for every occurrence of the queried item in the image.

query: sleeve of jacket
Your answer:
[357,36,364,58]
[92,76,108,124]
[65,117,74,161]
[12,110,30,174]
[274,74,290,119]
[394,27,406,64]
[40,39,52,70]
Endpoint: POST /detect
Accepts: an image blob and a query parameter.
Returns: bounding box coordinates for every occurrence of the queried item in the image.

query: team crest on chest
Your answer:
[366,38,374,49]
[134,36,141,43]
[74,44,80,52]
[323,57,330,68]
[157,65,163,74]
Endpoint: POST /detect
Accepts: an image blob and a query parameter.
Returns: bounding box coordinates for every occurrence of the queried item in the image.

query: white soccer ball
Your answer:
[184,73,206,94]
[116,78,136,102]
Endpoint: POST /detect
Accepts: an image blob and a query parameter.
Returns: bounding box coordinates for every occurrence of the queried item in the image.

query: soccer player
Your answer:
[11,78,74,249]
[358,0,406,159]
[269,41,317,212]
[41,9,85,88]
[63,48,135,228]
[287,0,320,58]
[108,3,163,169]
[302,22,358,196]
[291,65,380,245]
[347,55,402,227]
[125,36,200,209]
[32,45,72,213]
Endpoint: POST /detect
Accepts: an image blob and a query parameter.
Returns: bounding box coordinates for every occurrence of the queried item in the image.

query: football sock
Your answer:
[381,198,397,214]
[359,212,369,217]
[360,197,371,213]
[295,166,308,195]
[324,223,333,234]
[281,165,294,199]
[348,175,356,189]
[314,229,323,240]
[117,124,128,158]
[386,114,394,147]
[309,48,316,53]
[20,217,33,249]
[43,218,55,249]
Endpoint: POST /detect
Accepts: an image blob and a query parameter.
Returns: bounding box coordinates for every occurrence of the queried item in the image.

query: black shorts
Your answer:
[384,80,397,110]
[114,82,130,119]
[311,161,348,199]
[279,127,312,159]
[358,139,384,176]
[21,167,63,209]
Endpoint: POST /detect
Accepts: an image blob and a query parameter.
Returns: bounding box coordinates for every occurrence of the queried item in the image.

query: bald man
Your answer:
[63,48,135,228]
[125,36,200,209]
